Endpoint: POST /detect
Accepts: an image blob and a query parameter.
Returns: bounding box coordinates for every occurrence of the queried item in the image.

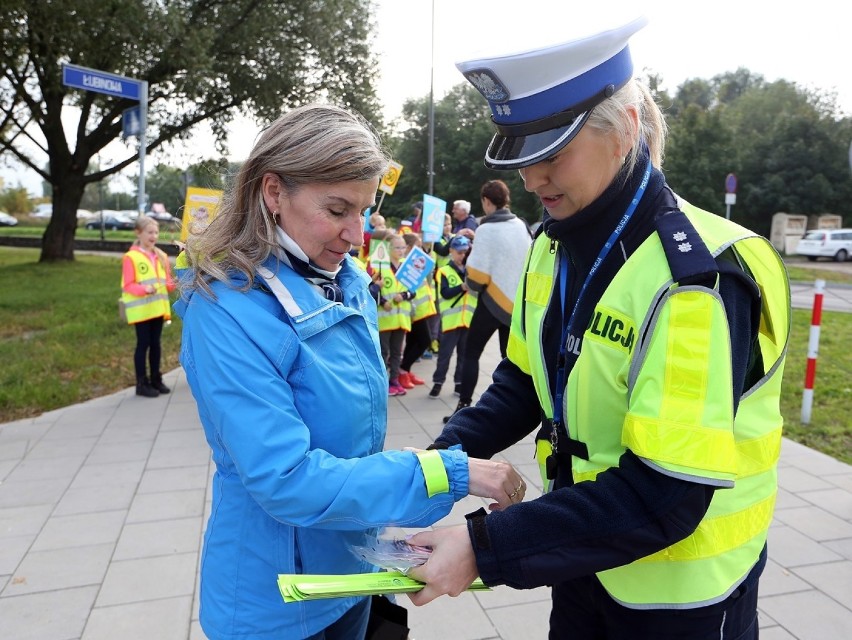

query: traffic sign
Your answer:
[62,63,149,215]
[122,106,142,139]
[725,173,738,194]
[62,64,143,100]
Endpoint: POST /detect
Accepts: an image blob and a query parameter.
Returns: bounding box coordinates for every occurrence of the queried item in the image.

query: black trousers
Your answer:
[457,303,509,403]
[549,554,763,640]
[400,318,433,372]
[133,316,164,380]
[432,327,467,385]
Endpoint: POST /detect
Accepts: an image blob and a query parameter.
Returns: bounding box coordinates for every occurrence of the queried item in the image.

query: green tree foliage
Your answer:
[0,185,31,214]
[144,157,237,217]
[665,71,852,235]
[385,84,543,225]
[145,164,186,216]
[0,0,381,261]
[389,68,852,240]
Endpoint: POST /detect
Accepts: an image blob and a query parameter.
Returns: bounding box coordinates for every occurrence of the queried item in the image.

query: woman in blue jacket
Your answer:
[175,104,525,640]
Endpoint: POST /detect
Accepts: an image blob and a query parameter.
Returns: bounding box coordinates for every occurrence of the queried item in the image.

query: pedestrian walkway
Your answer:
[1,338,851,639]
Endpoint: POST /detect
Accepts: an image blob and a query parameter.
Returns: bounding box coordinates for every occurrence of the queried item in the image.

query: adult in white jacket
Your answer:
[444,179,531,423]
[175,104,525,640]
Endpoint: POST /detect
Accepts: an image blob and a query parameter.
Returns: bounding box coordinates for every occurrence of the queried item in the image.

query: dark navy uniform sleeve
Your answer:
[432,357,542,458]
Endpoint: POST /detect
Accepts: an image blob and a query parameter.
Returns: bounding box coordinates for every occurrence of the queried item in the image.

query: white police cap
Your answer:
[456,15,648,170]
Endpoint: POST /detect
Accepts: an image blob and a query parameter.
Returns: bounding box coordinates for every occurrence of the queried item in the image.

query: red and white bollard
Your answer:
[801,279,825,424]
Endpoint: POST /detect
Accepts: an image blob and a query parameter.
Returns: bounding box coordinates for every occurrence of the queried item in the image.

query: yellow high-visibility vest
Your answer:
[121,248,172,324]
[377,267,412,332]
[436,265,477,332]
[508,202,790,608]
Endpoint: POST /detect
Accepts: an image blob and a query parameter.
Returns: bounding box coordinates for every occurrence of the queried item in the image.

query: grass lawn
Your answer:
[0,247,182,421]
[1,246,850,464]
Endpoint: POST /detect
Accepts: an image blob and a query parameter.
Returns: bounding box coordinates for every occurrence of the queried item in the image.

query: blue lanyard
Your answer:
[552,163,651,430]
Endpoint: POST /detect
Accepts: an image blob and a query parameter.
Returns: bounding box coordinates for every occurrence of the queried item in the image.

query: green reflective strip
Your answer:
[415,450,450,497]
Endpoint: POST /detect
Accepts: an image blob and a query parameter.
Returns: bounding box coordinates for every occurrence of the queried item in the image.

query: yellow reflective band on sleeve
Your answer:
[660,291,713,426]
[623,414,737,475]
[637,492,776,563]
[415,450,450,497]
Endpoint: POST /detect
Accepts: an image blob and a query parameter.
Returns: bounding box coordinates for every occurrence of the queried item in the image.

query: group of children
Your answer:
[360,212,478,398]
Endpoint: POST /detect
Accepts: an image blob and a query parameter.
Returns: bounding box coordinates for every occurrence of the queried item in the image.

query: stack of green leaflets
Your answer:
[278,571,489,603]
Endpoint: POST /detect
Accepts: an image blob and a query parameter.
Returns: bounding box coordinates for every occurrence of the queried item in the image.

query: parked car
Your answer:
[146,203,181,229]
[30,203,53,219]
[795,229,852,262]
[84,211,137,231]
[0,211,19,226]
[145,210,181,227]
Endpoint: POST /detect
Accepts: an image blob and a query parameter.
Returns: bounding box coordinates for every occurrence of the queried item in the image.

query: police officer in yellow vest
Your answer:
[405,16,791,640]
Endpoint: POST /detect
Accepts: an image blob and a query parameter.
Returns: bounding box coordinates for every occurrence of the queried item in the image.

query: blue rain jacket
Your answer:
[175,254,469,639]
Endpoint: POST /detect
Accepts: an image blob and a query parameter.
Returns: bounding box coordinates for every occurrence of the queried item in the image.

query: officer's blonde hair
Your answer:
[185,103,391,295]
[586,79,667,173]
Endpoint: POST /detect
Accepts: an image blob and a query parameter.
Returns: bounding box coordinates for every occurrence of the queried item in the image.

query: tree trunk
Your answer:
[39,172,87,262]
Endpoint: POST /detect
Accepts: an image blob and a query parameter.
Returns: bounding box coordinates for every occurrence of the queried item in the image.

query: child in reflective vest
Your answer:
[376,232,415,396]
[429,235,475,398]
[121,216,175,398]
[398,232,437,389]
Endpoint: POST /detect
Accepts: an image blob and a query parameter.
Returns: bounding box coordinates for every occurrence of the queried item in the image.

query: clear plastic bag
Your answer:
[350,533,433,573]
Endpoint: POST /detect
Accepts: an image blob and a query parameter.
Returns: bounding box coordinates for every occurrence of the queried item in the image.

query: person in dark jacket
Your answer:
[405,16,790,640]
[451,199,478,233]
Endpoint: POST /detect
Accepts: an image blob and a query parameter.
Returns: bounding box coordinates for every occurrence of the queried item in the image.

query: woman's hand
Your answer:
[467,457,526,511]
[145,285,155,294]
[406,525,479,605]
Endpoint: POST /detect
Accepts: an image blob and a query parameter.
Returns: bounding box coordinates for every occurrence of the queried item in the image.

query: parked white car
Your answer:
[0,210,19,226]
[795,229,852,262]
[30,203,53,218]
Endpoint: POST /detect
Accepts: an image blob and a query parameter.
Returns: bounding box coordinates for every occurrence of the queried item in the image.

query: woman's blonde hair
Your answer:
[184,103,391,295]
[586,79,668,175]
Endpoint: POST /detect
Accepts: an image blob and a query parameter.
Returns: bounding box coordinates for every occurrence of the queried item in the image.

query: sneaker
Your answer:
[428,383,442,398]
[421,351,433,360]
[398,371,416,389]
[388,382,407,396]
[408,372,426,385]
[430,339,440,353]
[443,400,471,424]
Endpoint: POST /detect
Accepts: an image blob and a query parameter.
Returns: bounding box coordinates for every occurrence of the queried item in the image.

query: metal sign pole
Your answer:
[137,81,148,216]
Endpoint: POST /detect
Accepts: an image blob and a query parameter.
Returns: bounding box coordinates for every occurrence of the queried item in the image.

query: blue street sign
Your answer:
[122,106,142,139]
[725,173,738,194]
[62,64,143,100]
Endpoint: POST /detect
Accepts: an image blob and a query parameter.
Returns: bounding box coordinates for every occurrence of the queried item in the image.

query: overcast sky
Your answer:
[3,0,851,196]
